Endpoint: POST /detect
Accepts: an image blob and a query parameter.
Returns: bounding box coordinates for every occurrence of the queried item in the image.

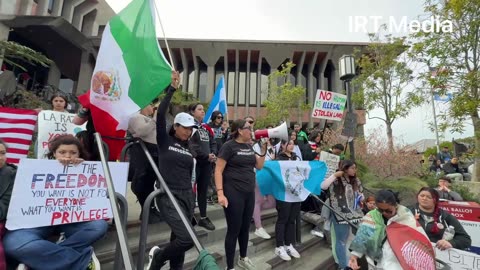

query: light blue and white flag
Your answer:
[434,93,452,102]
[256,160,328,202]
[203,76,228,123]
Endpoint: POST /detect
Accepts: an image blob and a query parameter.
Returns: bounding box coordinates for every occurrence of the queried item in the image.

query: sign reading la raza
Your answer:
[319,151,340,180]
[36,110,86,159]
[311,89,347,121]
[6,159,128,230]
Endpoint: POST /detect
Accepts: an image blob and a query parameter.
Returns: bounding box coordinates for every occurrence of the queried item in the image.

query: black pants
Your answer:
[130,142,158,206]
[154,189,195,269]
[223,184,255,269]
[275,200,301,247]
[195,163,212,217]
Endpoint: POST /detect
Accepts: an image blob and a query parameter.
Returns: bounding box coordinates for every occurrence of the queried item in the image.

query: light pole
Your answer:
[339,55,357,161]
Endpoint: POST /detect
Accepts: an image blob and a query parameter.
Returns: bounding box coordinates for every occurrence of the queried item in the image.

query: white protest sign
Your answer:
[434,245,480,270]
[36,110,86,159]
[319,151,340,180]
[311,89,347,121]
[6,159,128,230]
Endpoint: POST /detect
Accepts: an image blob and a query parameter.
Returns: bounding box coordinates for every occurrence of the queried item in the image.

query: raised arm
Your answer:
[156,71,179,149]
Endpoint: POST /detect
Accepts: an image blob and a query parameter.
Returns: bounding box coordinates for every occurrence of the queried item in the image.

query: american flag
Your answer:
[0,107,38,164]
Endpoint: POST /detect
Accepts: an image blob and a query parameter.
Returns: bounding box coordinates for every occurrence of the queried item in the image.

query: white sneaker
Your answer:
[237,257,256,270]
[254,227,271,239]
[16,264,29,270]
[285,244,301,259]
[274,246,291,261]
[311,229,324,238]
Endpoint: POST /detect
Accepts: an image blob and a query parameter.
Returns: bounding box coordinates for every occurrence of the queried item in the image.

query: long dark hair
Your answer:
[188,103,202,116]
[417,187,441,234]
[0,138,8,150]
[230,119,247,139]
[46,135,87,160]
[337,160,360,192]
[50,92,68,109]
[376,189,400,206]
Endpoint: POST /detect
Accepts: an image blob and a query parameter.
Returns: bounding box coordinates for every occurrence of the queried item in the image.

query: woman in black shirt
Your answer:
[147,72,197,270]
[215,119,267,270]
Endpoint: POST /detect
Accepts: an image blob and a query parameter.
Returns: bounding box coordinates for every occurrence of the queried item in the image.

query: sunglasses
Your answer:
[216,116,223,119]
[377,207,395,215]
[247,120,254,124]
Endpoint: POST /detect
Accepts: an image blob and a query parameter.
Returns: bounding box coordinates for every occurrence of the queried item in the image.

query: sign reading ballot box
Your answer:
[6,159,129,230]
[439,200,480,254]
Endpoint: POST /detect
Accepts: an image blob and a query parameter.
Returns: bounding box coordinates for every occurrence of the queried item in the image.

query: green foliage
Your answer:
[411,0,480,180]
[423,141,454,159]
[0,41,52,71]
[259,62,310,126]
[453,183,480,204]
[364,176,429,206]
[353,31,423,151]
[8,89,50,110]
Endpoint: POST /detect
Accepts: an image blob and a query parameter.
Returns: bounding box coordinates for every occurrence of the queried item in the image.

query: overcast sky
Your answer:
[105,0,474,144]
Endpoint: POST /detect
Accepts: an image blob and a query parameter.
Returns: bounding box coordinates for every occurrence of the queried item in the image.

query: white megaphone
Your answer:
[254,122,289,141]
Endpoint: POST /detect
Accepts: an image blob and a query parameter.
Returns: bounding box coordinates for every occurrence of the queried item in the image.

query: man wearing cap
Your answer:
[435,176,463,201]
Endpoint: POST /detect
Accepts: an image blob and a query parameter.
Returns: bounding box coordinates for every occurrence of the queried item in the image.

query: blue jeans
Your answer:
[331,217,350,269]
[4,220,108,270]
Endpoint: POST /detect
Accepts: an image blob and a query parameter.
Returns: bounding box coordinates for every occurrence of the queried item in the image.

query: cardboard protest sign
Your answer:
[36,110,86,159]
[6,159,128,230]
[434,244,480,270]
[319,151,340,180]
[311,90,347,121]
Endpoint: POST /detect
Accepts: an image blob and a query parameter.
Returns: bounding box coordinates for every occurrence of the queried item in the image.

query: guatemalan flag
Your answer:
[203,76,228,123]
[257,161,328,202]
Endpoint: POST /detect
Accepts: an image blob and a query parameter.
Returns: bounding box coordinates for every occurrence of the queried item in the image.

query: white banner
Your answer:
[36,110,86,159]
[434,245,480,270]
[319,151,340,180]
[6,159,129,230]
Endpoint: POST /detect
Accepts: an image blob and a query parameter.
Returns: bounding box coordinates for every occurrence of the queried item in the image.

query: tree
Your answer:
[353,31,422,152]
[0,40,52,70]
[257,62,310,128]
[411,0,480,181]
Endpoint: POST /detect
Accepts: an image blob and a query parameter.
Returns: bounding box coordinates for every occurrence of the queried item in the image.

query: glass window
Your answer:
[48,0,55,11]
[238,71,246,105]
[227,71,235,105]
[249,72,257,105]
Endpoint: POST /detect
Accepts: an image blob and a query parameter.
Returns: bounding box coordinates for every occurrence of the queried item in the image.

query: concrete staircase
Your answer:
[94,203,336,270]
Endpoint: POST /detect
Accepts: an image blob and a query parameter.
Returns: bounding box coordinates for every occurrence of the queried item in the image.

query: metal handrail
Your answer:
[94,132,134,270]
[311,194,359,230]
[113,192,129,270]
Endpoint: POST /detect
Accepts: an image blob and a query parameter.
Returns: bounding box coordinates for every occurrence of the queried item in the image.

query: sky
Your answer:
[105,0,474,145]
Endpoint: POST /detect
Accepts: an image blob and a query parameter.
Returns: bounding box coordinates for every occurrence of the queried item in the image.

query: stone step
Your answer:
[95,207,278,266]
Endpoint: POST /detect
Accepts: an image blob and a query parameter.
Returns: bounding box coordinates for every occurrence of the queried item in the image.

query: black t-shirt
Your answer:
[156,86,194,190]
[218,139,256,192]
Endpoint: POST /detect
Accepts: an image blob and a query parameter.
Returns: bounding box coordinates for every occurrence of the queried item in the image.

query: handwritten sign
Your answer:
[319,151,340,180]
[434,245,480,270]
[311,90,347,121]
[6,159,128,230]
[36,110,86,158]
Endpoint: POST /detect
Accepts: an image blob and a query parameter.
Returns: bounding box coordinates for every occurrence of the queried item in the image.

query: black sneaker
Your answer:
[198,217,215,230]
[146,246,166,270]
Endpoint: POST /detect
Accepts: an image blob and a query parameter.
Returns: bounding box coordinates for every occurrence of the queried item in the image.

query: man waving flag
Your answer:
[79,0,172,160]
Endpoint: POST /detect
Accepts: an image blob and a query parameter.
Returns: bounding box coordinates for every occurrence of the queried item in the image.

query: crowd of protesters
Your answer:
[0,71,474,270]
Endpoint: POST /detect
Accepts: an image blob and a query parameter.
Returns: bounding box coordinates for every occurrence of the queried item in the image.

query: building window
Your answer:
[227,71,235,105]
[249,72,257,106]
[238,71,246,105]
[48,0,55,12]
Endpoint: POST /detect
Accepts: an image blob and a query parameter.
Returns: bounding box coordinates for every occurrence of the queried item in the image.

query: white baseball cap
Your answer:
[174,112,196,127]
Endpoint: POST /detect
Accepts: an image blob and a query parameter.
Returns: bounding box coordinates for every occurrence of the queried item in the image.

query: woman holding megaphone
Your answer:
[215,119,267,270]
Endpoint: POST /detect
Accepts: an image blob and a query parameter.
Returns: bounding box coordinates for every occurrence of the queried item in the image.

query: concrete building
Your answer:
[0,0,115,95]
[1,1,366,129]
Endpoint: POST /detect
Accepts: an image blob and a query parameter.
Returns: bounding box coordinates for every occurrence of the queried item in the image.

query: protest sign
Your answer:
[36,110,86,159]
[439,200,480,254]
[311,90,347,121]
[319,151,340,180]
[434,245,480,270]
[6,159,128,230]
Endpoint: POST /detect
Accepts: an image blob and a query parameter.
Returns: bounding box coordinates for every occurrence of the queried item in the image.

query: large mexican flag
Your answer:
[79,0,172,160]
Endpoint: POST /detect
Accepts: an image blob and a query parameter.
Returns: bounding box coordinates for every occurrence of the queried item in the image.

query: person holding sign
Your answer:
[3,135,107,270]
[320,160,364,269]
[0,139,15,270]
[147,72,198,270]
[410,187,471,251]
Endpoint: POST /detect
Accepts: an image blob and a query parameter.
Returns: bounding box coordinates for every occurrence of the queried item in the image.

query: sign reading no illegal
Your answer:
[311,90,347,121]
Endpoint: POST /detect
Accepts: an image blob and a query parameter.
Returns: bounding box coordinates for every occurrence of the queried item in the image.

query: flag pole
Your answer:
[153,0,175,70]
